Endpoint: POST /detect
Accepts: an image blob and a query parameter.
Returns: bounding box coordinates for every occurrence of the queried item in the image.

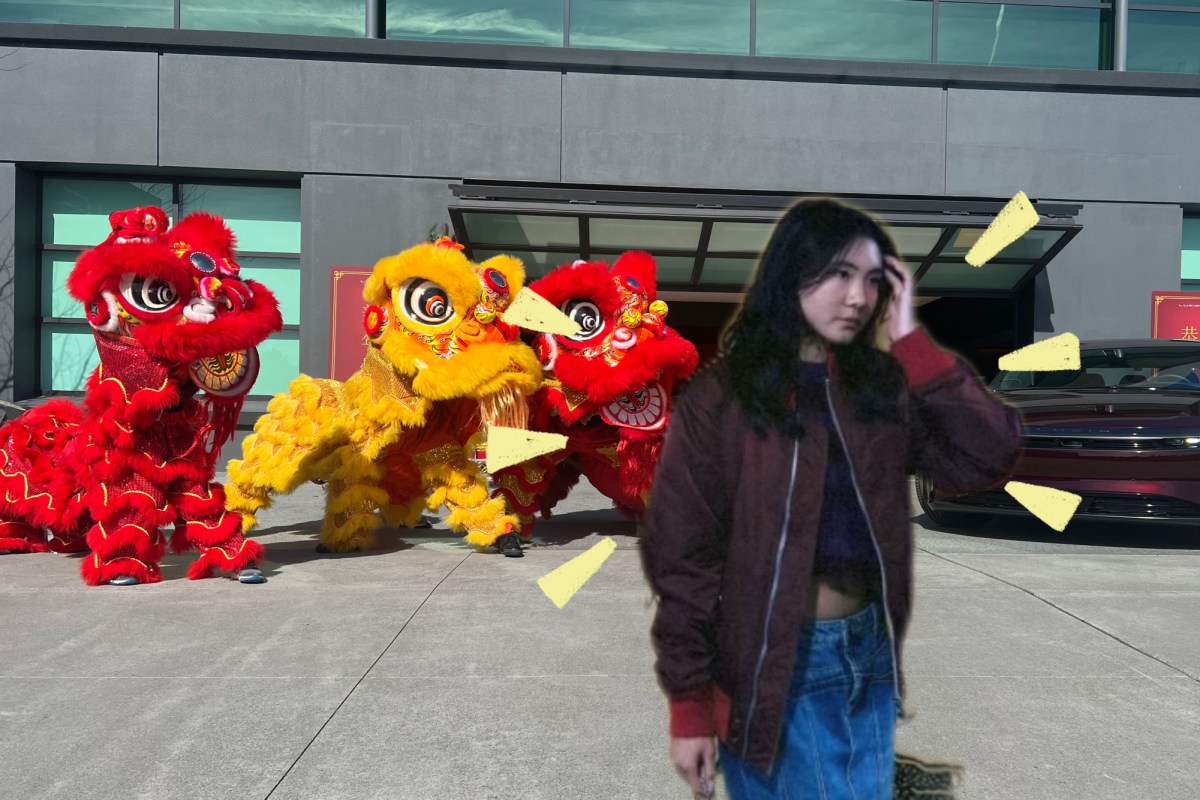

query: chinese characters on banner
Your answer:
[328,267,374,382]
[1151,292,1200,340]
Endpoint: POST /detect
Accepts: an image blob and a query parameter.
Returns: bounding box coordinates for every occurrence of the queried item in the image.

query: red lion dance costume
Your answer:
[0,207,282,586]
[494,251,698,529]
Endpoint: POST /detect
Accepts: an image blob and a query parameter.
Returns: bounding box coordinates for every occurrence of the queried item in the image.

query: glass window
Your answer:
[41,328,100,393]
[699,257,758,287]
[239,257,301,325]
[646,255,696,284]
[1129,11,1200,74]
[472,250,580,280]
[708,222,775,253]
[40,253,86,320]
[1183,219,1200,281]
[570,0,750,54]
[589,253,696,284]
[42,180,172,247]
[589,218,703,250]
[940,228,1064,261]
[936,3,1103,70]
[179,185,301,254]
[757,0,932,63]
[918,261,1035,291]
[463,213,579,248]
[887,226,944,258]
[388,1,563,46]
[0,0,173,26]
[253,333,301,396]
[181,0,366,37]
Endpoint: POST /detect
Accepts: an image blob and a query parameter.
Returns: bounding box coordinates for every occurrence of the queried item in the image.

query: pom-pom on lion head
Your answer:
[528,251,698,430]
[68,206,282,383]
[361,238,541,405]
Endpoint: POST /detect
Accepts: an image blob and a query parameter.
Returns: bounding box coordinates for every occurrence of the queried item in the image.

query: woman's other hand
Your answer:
[883,255,917,343]
[670,736,716,797]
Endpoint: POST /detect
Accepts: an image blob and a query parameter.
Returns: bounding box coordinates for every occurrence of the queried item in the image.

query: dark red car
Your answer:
[917,339,1200,529]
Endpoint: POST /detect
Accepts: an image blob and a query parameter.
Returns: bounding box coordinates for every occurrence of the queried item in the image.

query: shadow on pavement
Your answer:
[524,506,639,549]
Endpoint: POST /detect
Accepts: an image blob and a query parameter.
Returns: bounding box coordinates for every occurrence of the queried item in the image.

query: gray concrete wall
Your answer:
[947,89,1200,205]
[3,42,1199,388]
[0,163,39,401]
[159,54,562,179]
[561,72,947,194]
[0,47,157,165]
[300,175,458,378]
[1034,202,1183,341]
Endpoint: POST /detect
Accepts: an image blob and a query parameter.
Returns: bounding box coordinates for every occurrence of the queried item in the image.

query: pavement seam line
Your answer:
[262,551,474,800]
[917,548,1200,685]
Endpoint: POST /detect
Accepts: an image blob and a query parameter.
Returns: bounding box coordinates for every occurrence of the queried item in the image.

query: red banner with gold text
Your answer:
[1152,291,1200,341]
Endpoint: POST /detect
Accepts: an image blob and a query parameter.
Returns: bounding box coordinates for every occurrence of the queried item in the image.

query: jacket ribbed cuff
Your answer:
[667,685,716,738]
[891,327,958,388]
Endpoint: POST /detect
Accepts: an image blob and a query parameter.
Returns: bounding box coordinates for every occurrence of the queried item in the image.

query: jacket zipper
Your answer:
[740,438,800,759]
[825,378,902,704]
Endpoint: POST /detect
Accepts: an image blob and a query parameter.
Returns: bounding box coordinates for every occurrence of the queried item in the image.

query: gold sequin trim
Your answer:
[561,386,589,411]
[363,347,420,410]
[313,378,345,410]
[497,472,539,508]
[596,444,620,468]
[412,441,468,472]
[333,497,378,529]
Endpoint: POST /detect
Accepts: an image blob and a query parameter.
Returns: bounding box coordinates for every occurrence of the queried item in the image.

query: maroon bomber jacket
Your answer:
[640,327,1023,773]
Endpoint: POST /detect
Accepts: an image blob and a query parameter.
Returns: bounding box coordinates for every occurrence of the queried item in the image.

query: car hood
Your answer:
[995,389,1200,432]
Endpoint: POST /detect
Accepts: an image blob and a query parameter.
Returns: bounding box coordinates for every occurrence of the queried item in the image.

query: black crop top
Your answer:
[798,362,882,595]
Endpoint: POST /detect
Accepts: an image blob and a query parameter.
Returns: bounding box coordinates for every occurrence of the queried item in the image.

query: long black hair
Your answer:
[719,198,906,438]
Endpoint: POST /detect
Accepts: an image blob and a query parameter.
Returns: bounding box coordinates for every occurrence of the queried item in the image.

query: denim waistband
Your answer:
[803,600,885,643]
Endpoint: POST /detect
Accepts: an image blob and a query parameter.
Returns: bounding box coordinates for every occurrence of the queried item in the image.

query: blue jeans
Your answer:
[720,602,897,800]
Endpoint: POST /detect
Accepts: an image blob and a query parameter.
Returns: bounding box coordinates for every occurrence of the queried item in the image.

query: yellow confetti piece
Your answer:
[998,332,1081,372]
[537,537,618,609]
[501,287,582,337]
[1005,481,1082,532]
[485,425,568,473]
[966,191,1040,267]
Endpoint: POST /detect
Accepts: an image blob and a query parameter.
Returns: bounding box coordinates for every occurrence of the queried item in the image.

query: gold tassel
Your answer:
[478,384,529,431]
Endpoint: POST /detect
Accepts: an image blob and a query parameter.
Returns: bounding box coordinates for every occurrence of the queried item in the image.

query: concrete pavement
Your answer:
[1,478,1198,799]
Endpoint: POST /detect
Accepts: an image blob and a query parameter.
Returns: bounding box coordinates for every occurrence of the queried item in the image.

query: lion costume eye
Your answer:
[399,278,455,326]
[119,273,182,315]
[561,299,605,342]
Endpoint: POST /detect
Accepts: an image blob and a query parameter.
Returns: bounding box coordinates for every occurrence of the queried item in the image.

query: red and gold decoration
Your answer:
[493,251,698,531]
[1151,291,1200,340]
[0,207,283,585]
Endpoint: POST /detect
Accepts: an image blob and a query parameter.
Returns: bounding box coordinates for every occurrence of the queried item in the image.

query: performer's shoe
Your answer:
[238,561,266,584]
[314,543,331,554]
[411,517,433,529]
[109,575,138,586]
[496,533,524,558]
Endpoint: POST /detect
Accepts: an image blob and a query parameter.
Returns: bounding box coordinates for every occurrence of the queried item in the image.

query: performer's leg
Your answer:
[169,480,265,581]
[0,520,48,554]
[80,478,173,586]
[418,445,520,554]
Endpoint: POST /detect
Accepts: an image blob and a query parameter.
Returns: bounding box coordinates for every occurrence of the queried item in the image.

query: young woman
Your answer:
[641,199,1022,799]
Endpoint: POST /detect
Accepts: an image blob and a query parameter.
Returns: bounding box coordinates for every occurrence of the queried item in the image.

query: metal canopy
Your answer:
[447,184,1082,300]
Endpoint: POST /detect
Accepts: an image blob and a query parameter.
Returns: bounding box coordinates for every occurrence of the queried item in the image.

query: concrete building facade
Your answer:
[2,19,1199,402]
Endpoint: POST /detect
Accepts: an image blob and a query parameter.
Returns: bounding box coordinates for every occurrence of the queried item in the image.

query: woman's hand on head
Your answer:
[670,736,716,798]
[883,255,917,343]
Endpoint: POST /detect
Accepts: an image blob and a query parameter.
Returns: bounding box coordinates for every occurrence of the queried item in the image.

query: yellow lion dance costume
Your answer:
[224,238,542,554]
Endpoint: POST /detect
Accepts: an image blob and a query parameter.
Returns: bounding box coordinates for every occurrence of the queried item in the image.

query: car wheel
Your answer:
[915,474,993,529]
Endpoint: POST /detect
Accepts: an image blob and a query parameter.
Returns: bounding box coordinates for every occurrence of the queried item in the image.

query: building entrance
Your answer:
[448,184,1081,379]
